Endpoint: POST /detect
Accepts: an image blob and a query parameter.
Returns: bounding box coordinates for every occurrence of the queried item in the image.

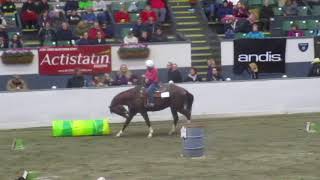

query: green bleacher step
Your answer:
[174,11,193,14]
[191,40,207,43]
[171,5,190,8]
[192,46,210,50]
[192,53,212,57]
[170,0,189,2]
[185,34,205,38]
[198,71,207,75]
[24,40,40,46]
[193,65,208,69]
[192,59,208,63]
[177,28,202,31]
[177,22,200,25]
[175,16,197,19]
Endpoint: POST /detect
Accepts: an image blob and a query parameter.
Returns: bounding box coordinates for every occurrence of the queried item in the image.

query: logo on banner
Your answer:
[237,51,282,62]
[298,43,309,52]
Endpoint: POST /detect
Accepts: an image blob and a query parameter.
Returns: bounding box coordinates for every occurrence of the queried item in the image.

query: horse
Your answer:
[109,81,194,138]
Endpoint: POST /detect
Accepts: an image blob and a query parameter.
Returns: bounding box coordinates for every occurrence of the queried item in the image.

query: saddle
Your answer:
[140,85,170,105]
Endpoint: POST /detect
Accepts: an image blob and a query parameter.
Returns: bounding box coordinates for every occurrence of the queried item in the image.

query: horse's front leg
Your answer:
[140,111,153,138]
[116,111,135,137]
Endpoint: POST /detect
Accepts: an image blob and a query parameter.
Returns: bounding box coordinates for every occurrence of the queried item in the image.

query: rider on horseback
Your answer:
[144,59,160,108]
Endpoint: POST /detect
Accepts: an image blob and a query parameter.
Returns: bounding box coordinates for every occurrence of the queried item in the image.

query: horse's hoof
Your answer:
[147,134,153,138]
[116,131,123,137]
[168,131,175,136]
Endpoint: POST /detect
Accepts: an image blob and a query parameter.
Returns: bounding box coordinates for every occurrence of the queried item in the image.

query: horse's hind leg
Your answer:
[178,108,191,123]
[116,112,136,137]
[140,111,153,138]
[169,108,179,135]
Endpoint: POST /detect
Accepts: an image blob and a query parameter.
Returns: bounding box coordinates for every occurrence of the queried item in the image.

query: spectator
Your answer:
[225,27,235,39]
[217,0,233,20]
[66,69,86,88]
[6,75,28,91]
[35,0,49,14]
[246,23,264,39]
[75,20,91,37]
[1,0,16,13]
[82,8,97,23]
[38,22,56,45]
[88,22,105,40]
[168,63,183,83]
[21,0,38,29]
[185,67,202,82]
[115,6,130,23]
[308,58,320,77]
[67,10,81,25]
[150,0,166,23]
[64,0,79,12]
[139,31,151,43]
[234,17,252,33]
[0,13,7,27]
[93,0,108,11]
[0,25,8,47]
[56,22,76,41]
[233,1,248,18]
[140,5,157,23]
[144,16,158,35]
[38,10,52,28]
[208,67,224,81]
[151,28,168,42]
[206,58,217,80]
[97,11,112,24]
[9,34,23,48]
[91,74,112,87]
[247,62,258,79]
[132,18,144,37]
[123,31,138,44]
[101,23,114,38]
[283,0,298,16]
[113,64,137,85]
[260,0,274,31]
[0,36,7,48]
[203,0,218,21]
[93,31,106,44]
[76,32,91,45]
[288,24,304,37]
[166,61,173,82]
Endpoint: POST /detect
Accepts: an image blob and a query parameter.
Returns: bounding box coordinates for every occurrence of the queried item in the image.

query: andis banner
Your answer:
[39,46,111,75]
[233,38,286,74]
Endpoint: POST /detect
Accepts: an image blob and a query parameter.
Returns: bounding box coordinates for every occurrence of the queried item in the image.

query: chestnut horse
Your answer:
[109,83,194,137]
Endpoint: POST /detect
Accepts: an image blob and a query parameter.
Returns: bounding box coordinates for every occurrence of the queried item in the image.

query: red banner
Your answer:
[39,45,111,75]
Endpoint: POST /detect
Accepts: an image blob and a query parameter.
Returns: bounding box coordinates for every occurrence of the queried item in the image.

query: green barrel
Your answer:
[52,119,111,137]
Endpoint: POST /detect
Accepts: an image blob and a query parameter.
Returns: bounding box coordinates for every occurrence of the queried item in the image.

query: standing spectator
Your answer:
[82,8,97,23]
[168,63,183,83]
[206,58,217,80]
[64,0,79,12]
[207,67,224,81]
[260,0,274,31]
[132,18,144,37]
[75,20,91,37]
[38,10,52,28]
[246,23,264,39]
[247,62,258,79]
[140,5,157,23]
[0,25,8,48]
[144,16,158,35]
[38,22,56,45]
[139,31,151,43]
[288,24,304,37]
[0,37,7,48]
[88,22,105,40]
[203,0,218,21]
[150,0,166,23]
[113,64,137,85]
[233,2,248,18]
[217,0,233,20]
[21,0,38,29]
[123,31,138,44]
[56,22,76,42]
[308,58,320,77]
[6,75,28,91]
[9,34,23,48]
[283,0,298,16]
[35,0,49,14]
[114,6,130,23]
[67,10,81,25]
[101,23,114,38]
[1,0,16,13]
[66,69,86,88]
[185,67,202,82]
[166,61,173,82]
[151,28,168,42]
[93,31,106,44]
[76,32,91,45]
[93,0,108,11]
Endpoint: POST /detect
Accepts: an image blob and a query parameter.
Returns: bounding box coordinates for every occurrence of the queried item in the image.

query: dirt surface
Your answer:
[1,113,320,180]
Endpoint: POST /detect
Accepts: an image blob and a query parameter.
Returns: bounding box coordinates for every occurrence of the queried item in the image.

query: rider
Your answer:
[144,59,160,108]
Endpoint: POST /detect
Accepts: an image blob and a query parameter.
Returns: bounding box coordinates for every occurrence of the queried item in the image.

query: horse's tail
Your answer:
[186,91,194,111]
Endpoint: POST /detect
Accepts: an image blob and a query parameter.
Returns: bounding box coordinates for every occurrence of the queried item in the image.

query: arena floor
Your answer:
[1,113,320,180]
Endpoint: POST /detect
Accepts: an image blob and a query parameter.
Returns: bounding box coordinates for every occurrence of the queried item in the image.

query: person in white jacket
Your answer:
[93,0,109,11]
[123,31,138,44]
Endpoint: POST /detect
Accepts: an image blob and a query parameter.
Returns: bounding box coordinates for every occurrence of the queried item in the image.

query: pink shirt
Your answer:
[145,67,159,84]
[288,30,304,37]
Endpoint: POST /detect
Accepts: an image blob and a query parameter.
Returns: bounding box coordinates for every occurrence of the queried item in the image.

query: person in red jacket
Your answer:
[144,59,160,107]
[114,6,130,23]
[88,22,105,40]
[140,5,157,23]
[149,0,166,23]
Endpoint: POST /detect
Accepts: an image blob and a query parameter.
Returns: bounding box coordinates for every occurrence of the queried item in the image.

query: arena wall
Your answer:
[1,77,320,129]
